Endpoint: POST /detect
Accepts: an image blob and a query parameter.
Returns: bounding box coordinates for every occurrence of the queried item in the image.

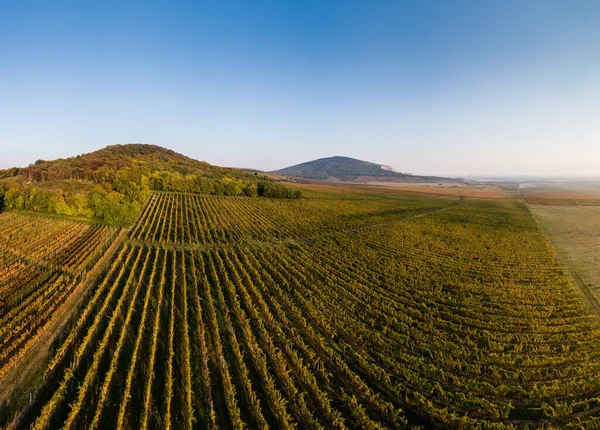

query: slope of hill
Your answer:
[16,144,235,182]
[273,156,453,182]
[0,144,300,225]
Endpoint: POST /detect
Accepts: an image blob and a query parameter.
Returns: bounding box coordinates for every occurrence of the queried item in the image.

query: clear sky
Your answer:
[1,0,599,177]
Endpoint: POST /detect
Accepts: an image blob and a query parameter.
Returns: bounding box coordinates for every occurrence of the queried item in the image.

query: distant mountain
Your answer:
[272,156,453,182]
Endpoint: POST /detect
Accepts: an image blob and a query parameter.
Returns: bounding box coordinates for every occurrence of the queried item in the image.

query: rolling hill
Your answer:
[12,144,242,183]
[0,144,299,225]
[272,156,455,182]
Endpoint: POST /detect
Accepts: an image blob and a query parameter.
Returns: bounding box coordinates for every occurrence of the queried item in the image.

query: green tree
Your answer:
[53,193,72,216]
[4,183,24,210]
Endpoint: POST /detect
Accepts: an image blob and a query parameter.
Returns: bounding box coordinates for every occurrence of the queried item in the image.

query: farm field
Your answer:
[3,189,600,428]
[287,180,518,200]
[0,213,119,413]
[364,182,519,200]
[520,183,600,206]
[529,205,600,302]
[128,191,452,247]
[551,181,600,196]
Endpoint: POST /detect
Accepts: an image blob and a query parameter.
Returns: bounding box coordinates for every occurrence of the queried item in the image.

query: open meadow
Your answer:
[523,182,600,311]
[530,205,600,297]
[527,182,600,316]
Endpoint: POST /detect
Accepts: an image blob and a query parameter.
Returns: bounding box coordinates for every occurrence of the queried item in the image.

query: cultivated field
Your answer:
[530,205,600,301]
[0,214,119,411]
[521,183,600,206]
[552,181,600,196]
[129,192,451,247]
[364,182,519,199]
[3,189,600,428]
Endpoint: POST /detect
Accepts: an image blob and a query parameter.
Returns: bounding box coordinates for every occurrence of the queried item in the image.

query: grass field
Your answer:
[3,187,600,428]
[529,204,600,300]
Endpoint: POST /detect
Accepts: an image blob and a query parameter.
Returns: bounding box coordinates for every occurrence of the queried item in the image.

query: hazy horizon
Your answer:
[1,1,599,177]
[3,143,600,181]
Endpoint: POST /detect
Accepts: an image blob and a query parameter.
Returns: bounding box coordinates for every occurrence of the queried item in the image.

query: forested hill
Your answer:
[273,156,453,182]
[17,144,219,182]
[0,144,300,225]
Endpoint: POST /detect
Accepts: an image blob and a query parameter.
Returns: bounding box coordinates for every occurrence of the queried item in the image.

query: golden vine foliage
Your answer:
[5,190,600,429]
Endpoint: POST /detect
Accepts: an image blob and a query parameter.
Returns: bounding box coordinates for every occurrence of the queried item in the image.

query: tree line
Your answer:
[0,168,300,226]
[148,170,301,199]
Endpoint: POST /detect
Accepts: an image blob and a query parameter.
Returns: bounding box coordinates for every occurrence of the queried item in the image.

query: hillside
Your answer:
[0,144,300,225]
[14,144,240,182]
[273,156,453,182]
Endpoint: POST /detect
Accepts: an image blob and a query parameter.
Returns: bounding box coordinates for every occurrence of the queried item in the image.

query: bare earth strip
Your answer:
[528,204,600,314]
[0,227,127,420]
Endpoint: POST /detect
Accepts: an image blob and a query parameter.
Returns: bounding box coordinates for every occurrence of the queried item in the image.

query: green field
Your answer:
[3,187,600,428]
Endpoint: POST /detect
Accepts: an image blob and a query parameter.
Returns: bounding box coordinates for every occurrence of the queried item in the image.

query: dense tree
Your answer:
[4,183,25,210]
[0,144,300,225]
[147,170,299,199]
[0,167,20,179]
[258,182,302,199]
[87,186,143,225]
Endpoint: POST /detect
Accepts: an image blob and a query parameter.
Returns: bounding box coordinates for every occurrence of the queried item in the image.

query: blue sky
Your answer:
[1,0,599,176]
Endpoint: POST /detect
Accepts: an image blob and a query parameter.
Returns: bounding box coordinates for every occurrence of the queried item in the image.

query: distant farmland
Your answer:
[3,188,600,428]
[520,183,600,206]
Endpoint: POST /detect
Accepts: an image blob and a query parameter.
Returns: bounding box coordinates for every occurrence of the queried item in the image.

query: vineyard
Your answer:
[4,190,600,428]
[0,213,119,389]
[128,192,451,247]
